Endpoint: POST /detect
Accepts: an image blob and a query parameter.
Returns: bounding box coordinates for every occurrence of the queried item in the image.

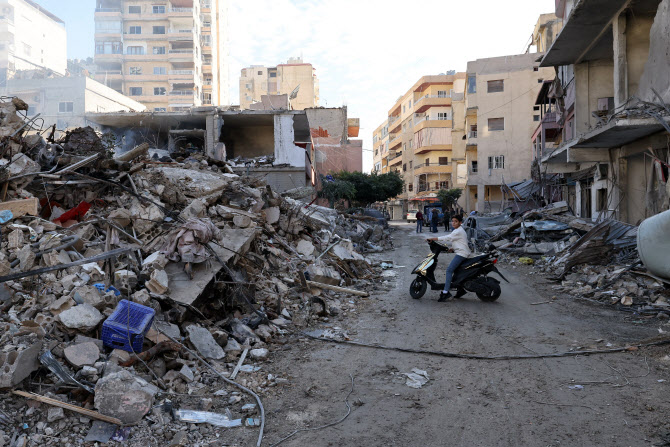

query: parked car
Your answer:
[362,208,389,229]
[407,209,419,223]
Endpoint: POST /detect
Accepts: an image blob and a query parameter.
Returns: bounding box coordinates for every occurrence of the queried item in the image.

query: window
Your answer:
[488,117,504,131]
[488,155,505,170]
[374,149,378,156]
[437,90,447,98]
[596,188,608,212]
[403,105,406,113]
[152,5,165,13]
[437,112,450,120]
[408,184,413,192]
[154,87,166,95]
[487,80,504,93]
[409,161,413,169]
[533,115,540,122]
[95,21,121,33]
[129,26,141,34]
[439,157,449,165]
[129,66,142,75]
[150,46,165,55]
[471,161,478,173]
[153,66,167,75]
[58,102,73,113]
[129,87,142,96]
[409,140,413,149]
[425,158,430,166]
[127,46,144,55]
[96,41,123,54]
[467,75,476,94]
[245,83,251,89]
[154,107,167,112]
[128,5,141,13]
[533,105,540,111]
[538,79,544,83]
[269,72,277,78]
[153,26,166,34]
[257,70,262,75]
[403,143,406,151]
[23,42,31,56]
[403,163,407,172]
[533,66,539,72]
[408,100,412,107]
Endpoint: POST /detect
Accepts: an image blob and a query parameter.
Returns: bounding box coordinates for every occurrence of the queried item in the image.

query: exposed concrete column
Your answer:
[613,12,628,108]
[476,184,485,212]
[617,154,628,222]
[575,181,583,218]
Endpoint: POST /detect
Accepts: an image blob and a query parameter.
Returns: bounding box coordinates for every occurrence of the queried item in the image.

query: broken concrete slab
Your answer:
[249,348,268,360]
[296,240,316,257]
[263,207,280,224]
[0,341,41,389]
[64,342,100,368]
[166,228,256,306]
[146,269,169,295]
[94,370,157,425]
[72,285,105,310]
[186,325,225,360]
[306,261,341,286]
[57,303,103,332]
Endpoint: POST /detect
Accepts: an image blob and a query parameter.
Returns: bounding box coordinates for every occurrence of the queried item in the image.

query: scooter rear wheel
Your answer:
[410,278,427,299]
[476,279,501,302]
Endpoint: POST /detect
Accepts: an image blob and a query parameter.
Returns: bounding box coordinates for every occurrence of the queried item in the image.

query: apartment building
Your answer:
[93,0,230,112]
[464,53,554,213]
[0,0,67,84]
[539,0,670,224]
[373,73,465,219]
[372,120,389,173]
[239,57,319,110]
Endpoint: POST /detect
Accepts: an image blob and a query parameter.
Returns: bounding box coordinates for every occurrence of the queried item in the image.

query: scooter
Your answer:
[409,240,508,301]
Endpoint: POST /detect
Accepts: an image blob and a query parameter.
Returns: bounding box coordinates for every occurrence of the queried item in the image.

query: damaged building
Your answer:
[538,0,670,224]
[86,106,363,193]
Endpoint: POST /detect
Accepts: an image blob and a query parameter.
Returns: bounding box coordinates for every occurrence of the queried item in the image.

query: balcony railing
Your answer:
[415,93,452,104]
[169,90,195,96]
[469,131,477,138]
[169,49,194,54]
[168,29,193,34]
[95,8,121,12]
[169,70,195,75]
[169,8,193,13]
[96,70,122,75]
[388,115,400,126]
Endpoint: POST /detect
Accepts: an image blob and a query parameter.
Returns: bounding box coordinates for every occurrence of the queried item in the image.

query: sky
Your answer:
[34,0,555,172]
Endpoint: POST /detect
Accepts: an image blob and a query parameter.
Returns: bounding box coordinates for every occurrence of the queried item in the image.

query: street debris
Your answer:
[403,368,430,389]
[0,95,392,446]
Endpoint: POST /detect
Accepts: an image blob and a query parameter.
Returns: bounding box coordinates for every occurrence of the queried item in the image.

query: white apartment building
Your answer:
[0,0,67,84]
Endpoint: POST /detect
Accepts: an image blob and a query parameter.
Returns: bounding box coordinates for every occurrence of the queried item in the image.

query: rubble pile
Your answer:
[0,96,392,446]
[476,201,670,316]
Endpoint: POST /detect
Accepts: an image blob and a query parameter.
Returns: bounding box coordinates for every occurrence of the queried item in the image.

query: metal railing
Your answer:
[168,29,193,34]
[169,8,193,13]
[468,131,477,138]
[169,70,195,75]
[168,49,194,54]
[388,115,400,126]
[96,70,122,75]
[415,93,452,104]
[169,91,195,96]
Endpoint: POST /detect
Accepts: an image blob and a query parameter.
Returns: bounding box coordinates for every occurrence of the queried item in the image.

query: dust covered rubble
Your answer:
[0,96,393,446]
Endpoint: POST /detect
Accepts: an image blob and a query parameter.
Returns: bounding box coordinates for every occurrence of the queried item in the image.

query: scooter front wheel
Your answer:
[410,278,427,299]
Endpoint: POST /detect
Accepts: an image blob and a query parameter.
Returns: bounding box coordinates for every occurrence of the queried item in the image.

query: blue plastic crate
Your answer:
[101,300,155,353]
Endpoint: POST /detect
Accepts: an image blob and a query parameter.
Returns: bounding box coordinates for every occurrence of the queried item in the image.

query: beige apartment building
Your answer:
[373,73,465,219]
[93,0,230,112]
[464,53,554,213]
[239,57,319,110]
[0,0,67,84]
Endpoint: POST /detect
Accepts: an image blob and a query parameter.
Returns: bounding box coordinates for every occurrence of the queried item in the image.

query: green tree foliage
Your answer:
[437,188,463,210]
[318,176,356,208]
[333,171,404,206]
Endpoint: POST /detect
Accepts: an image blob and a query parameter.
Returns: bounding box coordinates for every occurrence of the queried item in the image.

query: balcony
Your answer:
[129,95,169,104]
[202,64,212,73]
[414,163,452,176]
[169,8,193,16]
[389,152,403,166]
[169,90,196,97]
[168,49,194,61]
[94,70,122,81]
[94,52,123,61]
[389,115,401,133]
[414,118,452,132]
[168,30,194,41]
[414,143,452,155]
[124,32,168,41]
[389,135,402,150]
[414,95,452,113]
[95,8,121,17]
[168,70,196,81]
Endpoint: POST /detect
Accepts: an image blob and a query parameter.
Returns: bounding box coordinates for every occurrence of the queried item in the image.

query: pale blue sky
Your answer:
[33,0,556,171]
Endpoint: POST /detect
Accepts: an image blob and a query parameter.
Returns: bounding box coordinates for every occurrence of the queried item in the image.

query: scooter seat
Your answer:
[459,254,488,268]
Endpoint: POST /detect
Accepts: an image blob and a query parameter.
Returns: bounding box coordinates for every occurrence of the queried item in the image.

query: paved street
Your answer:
[265,223,670,447]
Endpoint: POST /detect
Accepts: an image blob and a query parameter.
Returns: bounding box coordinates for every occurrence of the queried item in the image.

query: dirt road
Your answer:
[261,223,670,447]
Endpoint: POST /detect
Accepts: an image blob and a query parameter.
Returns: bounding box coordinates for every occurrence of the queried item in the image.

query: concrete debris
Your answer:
[0,95,390,444]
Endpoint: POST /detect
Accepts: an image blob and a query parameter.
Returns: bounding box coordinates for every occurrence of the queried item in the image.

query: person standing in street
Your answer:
[444,207,452,232]
[431,208,439,233]
[416,210,424,233]
[427,214,471,301]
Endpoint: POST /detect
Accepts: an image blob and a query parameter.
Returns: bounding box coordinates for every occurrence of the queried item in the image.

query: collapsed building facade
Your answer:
[86,106,362,193]
[538,0,670,225]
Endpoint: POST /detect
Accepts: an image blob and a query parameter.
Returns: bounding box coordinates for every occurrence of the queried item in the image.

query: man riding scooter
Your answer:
[427,214,470,302]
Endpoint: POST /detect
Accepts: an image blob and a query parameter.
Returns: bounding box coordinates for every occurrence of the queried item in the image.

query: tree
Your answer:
[318,176,356,208]
[333,171,403,206]
[437,188,463,211]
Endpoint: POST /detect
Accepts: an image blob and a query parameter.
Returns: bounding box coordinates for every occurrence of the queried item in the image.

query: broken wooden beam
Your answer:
[230,348,249,380]
[0,197,38,218]
[116,143,150,162]
[13,390,123,425]
[305,280,369,297]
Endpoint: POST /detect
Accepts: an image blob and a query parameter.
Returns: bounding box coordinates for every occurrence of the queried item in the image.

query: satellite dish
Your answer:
[289,85,300,100]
